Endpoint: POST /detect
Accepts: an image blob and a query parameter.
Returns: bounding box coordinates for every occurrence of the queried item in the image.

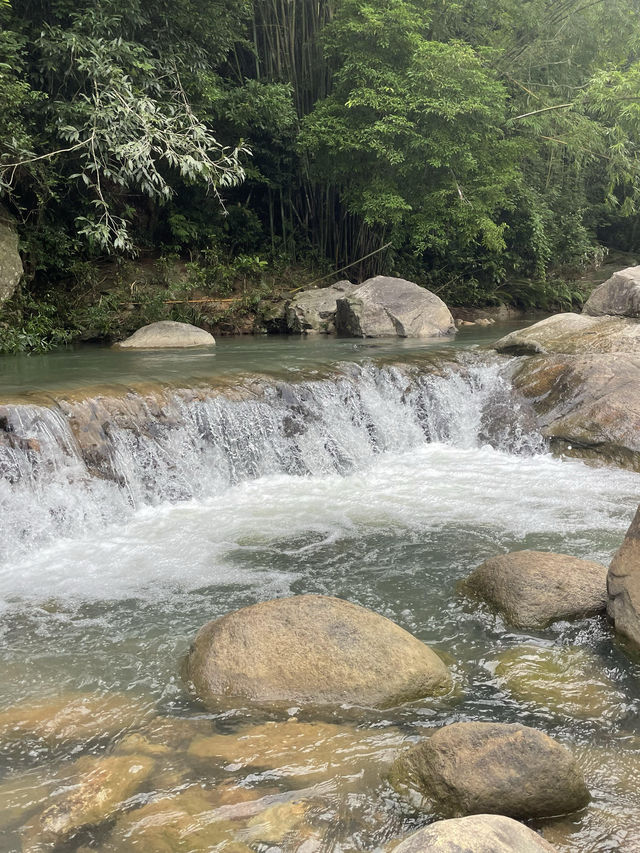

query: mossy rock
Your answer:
[494,645,626,721]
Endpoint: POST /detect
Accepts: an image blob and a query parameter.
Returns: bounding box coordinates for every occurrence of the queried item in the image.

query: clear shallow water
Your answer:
[1,334,639,853]
[0,323,530,399]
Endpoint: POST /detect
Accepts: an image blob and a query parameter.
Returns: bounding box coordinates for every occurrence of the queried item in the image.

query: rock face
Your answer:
[462,550,608,628]
[583,266,640,317]
[286,280,358,333]
[607,504,640,649]
[494,313,640,355]
[392,722,589,820]
[335,276,456,338]
[511,353,640,469]
[393,814,557,853]
[115,320,215,349]
[0,204,23,304]
[184,594,451,709]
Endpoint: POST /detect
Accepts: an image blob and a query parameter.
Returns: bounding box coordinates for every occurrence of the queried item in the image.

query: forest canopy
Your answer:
[1,0,640,325]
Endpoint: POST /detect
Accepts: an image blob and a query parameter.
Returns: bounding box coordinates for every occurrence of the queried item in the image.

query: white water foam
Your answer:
[1,443,637,607]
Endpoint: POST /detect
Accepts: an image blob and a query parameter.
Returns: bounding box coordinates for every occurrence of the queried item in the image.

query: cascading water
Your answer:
[0,357,543,564]
[1,342,640,853]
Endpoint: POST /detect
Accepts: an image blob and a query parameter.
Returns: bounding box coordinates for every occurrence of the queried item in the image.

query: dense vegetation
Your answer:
[1,0,640,349]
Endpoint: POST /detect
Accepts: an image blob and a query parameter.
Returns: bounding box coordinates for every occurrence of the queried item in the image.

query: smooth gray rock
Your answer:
[0,204,23,304]
[511,353,640,470]
[607,504,640,649]
[335,276,456,338]
[184,594,451,710]
[494,312,640,355]
[391,721,589,820]
[393,815,557,853]
[115,321,215,349]
[583,266,640,317]
[286,280,357,333]
[463,550,608,628]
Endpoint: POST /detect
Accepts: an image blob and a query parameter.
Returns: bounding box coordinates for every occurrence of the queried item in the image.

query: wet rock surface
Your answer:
[494,645,626,721]
[391,722,589,820]
[462,550,608,628]
[393,814,557,853]
[187,719,405,785]
[22,753,155,850]
[511,353,640,469]
[607,504,640,649]
[0,691,154,751]
[494,312,640,355]
[335,276,456,338]
[184,594,452,709]
[114,320,215,349]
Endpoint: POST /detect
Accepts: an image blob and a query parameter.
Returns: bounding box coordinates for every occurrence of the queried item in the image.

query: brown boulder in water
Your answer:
[391,722,589,820]
[607,504,640,649]
[462,550,608,628]
[184,594,451,709]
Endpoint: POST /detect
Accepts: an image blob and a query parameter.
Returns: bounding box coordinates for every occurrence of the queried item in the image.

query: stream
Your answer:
[1,327,639,853]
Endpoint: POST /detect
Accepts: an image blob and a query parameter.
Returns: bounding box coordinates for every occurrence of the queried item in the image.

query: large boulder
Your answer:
[462,550,608,628]
[393,815,557,853]
[115,320,215,349]
[607,504,640,649]
[494,313,640,355]
[583,266,640,317]
[184,594,451,709]
[391,722,589,820]
[286,280,358,333]
[335,276,456,338]
[511,353,640,469]
[0,204,23,304]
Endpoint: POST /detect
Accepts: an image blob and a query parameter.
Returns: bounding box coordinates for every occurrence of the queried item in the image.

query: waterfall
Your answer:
[0,357,544,562]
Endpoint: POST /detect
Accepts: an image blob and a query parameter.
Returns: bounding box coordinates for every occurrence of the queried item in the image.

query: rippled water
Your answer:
[1,336,639,853]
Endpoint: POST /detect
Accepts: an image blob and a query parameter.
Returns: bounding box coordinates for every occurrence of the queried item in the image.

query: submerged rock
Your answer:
[0,690,153,751]
[511,353,640,470]
[494,313,640,355]
[286,280,358,333]
[335,276,456,338]
[393,814,557,853]
[0,204,23,304]
[23,753,155,850]
[391,722,589,820]
[494,645,626,721]
[583,265,640,317]
[114,320,215,349]
[188,719,405,786]
[607,504,640,649]
[462,550,608,628]
[102,785,258,853]
[184,594,451,709]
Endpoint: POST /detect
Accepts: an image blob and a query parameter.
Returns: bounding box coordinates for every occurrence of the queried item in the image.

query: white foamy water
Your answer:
[0,359,542,563]
[2,443,637,607]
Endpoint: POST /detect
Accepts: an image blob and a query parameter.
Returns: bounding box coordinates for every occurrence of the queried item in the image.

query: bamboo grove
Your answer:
[2,0,640,311]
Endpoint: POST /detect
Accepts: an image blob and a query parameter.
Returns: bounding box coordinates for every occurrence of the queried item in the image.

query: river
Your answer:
[1,327,639,852]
